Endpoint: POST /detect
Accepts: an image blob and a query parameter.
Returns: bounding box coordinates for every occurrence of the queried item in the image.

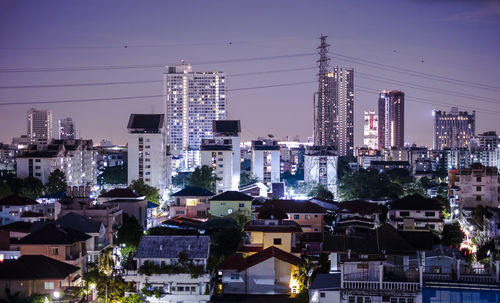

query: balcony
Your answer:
[341,264,422,292]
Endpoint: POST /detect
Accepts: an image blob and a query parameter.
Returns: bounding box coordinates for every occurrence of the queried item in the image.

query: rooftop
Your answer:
[244,220,302,233]
[135,235,210,259]
[210,191,254,201]
[18,223,91,245]
[256,200,327,214]
[127,114,164,133]
[0,194,38,206]
[337,200,381,215]
[99,188,142,198]
[0,255,80,280]
[309,273,341,290]
[171,186,215,197]
[213,120,241,136]
[0,221,33,233]
[219,246,301,271]
[389,194,443,211]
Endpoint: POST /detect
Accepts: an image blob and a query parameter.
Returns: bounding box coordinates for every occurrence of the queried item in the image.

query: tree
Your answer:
[83,269,133,303]
[240,171,258,187]
[293,258,313,303]
[385,168,414,185]
[18,177,44,199]
[308,184,334,200]
[189,166,219,192]
[129,179,159,204]
[45,169,67,194]
[116,213,143,257]
[338,169,403,201]
[172,171,192,187]
[441,222,464,248]
[98,165,127,185]
[0,182,12,199]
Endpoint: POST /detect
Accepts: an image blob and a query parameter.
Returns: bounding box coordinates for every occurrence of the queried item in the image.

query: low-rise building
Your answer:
[124,235,212,303]
[219,246,302,295]
[0,255,80,301]
[98,188,147,227]
[387,194,444,232]
[209,191,254,220]
[169,186,214,218]
[0,194,39,226]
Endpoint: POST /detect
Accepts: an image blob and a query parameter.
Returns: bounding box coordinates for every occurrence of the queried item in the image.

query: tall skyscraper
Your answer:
[58,117,76,140]
[364,111,378,150]
[332,67,354,156]
[433,107,475,150]
[27,108,52,145]
[378,90,405,149]
[313,37,354,156]
[163,63,226,161]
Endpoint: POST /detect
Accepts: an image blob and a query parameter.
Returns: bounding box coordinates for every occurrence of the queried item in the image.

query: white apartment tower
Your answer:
[163,63,226,169]
[251,140,280,187]
[363,111,378,150]
[200,120,241,193]
[127,114,169,194]
[332,67,354,156]
[304,146,338,195]
[27,108,53,145]
[58,117,76,140]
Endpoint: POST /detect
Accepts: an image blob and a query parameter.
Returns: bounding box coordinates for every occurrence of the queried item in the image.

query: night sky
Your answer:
[0,0,499,147]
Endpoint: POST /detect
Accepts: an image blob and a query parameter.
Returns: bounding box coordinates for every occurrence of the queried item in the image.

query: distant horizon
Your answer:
[1,0,499,147]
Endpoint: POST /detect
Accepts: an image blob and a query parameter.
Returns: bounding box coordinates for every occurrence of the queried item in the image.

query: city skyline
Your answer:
[0,0,499,147]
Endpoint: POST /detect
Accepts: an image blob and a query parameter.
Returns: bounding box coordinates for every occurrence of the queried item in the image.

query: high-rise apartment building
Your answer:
[163,63,226,165]
[378,90,404,149]
[27,108,53,145]
[332,67,354,156]
[364,111,378,150]
[313,37,354,156]
[433,107,475,150]
[127,114,169,194]
[251,140,280,187]
[58,117,76,140]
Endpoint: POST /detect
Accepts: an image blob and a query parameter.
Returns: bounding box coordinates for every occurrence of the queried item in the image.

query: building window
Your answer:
[294,214,299,220]
[357,297,363,303]
[476,186,482,191]
[320,292,325,298]
[44,282,54,290]
[273,238,282,245]
[400,211,410,217]
[230,273,240,280]
[476,196,482,201]
[35,173,41,177]
[228,209,233,214]
[305,215,311,220]
[476,177,482,182]
[51,247,59,255]
[365,298,372,303]
[349,297,355,303]
[35,159,41,162]
[425,212,435,217]
[239,203,245,208]
[190,286,196,292]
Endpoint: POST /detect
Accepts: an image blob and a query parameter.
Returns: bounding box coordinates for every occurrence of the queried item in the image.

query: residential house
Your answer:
[219,246,302,295]
[0,255,80,301]
[17,223,90,281]
[255,200,327,233]
[0,194,39,225]
[239,182,269,198]
[241,207,302,255]
[98,188,147,227]
[308,273,341,303]
[209,191,254,221]
[123,235,212,303]
[334,200,381,235]
[169,186,214,218]
[387,194,444,232]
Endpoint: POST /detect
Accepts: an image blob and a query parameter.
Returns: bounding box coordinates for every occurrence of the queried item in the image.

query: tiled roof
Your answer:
[219,246,301,271]
[99,188,141,198]
[210,191,254,201]
[127,114,164,131]
[171,186,215,197]
[389,194,444,211]
[0,194,38,206]
[20,211,44,218]
[244,220,302,233]
[0,255,79,280]
[323,235,367,252]
[257,207,288,220]
[336,200,380,215]
[18,151,58,158]
[0,221,33,233]
[135,235,210,259]
[55,212,102,233]
[256,200,327,214]
[18,223,91,245]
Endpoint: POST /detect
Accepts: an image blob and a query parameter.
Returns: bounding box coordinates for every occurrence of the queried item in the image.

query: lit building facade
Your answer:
[378,90,405,149]
[27,108,53,145]
[58,117,76,140]
[304,146,338,195]
[127,114,169,194]
[433,107,475,150]
[332,67,354,156]
[251,140,280,187]
[363,111,378,150]
[163,63,226,169]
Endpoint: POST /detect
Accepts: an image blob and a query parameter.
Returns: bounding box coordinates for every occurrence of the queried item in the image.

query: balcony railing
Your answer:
[342,281,420,291]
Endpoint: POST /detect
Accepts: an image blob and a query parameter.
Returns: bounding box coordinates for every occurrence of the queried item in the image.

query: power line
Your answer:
[0,53,316,73]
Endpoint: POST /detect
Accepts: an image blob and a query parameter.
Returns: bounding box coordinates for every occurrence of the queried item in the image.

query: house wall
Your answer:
[106,200,147,227]
[246,257,275,294]
[455,173,500,208]
[309,289,341,303]
[288,213,324,232]
[262,232,292,253]
[209,200,252,219]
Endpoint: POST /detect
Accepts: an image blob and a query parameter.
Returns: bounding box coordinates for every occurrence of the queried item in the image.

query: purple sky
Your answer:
[0,0,499,147]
